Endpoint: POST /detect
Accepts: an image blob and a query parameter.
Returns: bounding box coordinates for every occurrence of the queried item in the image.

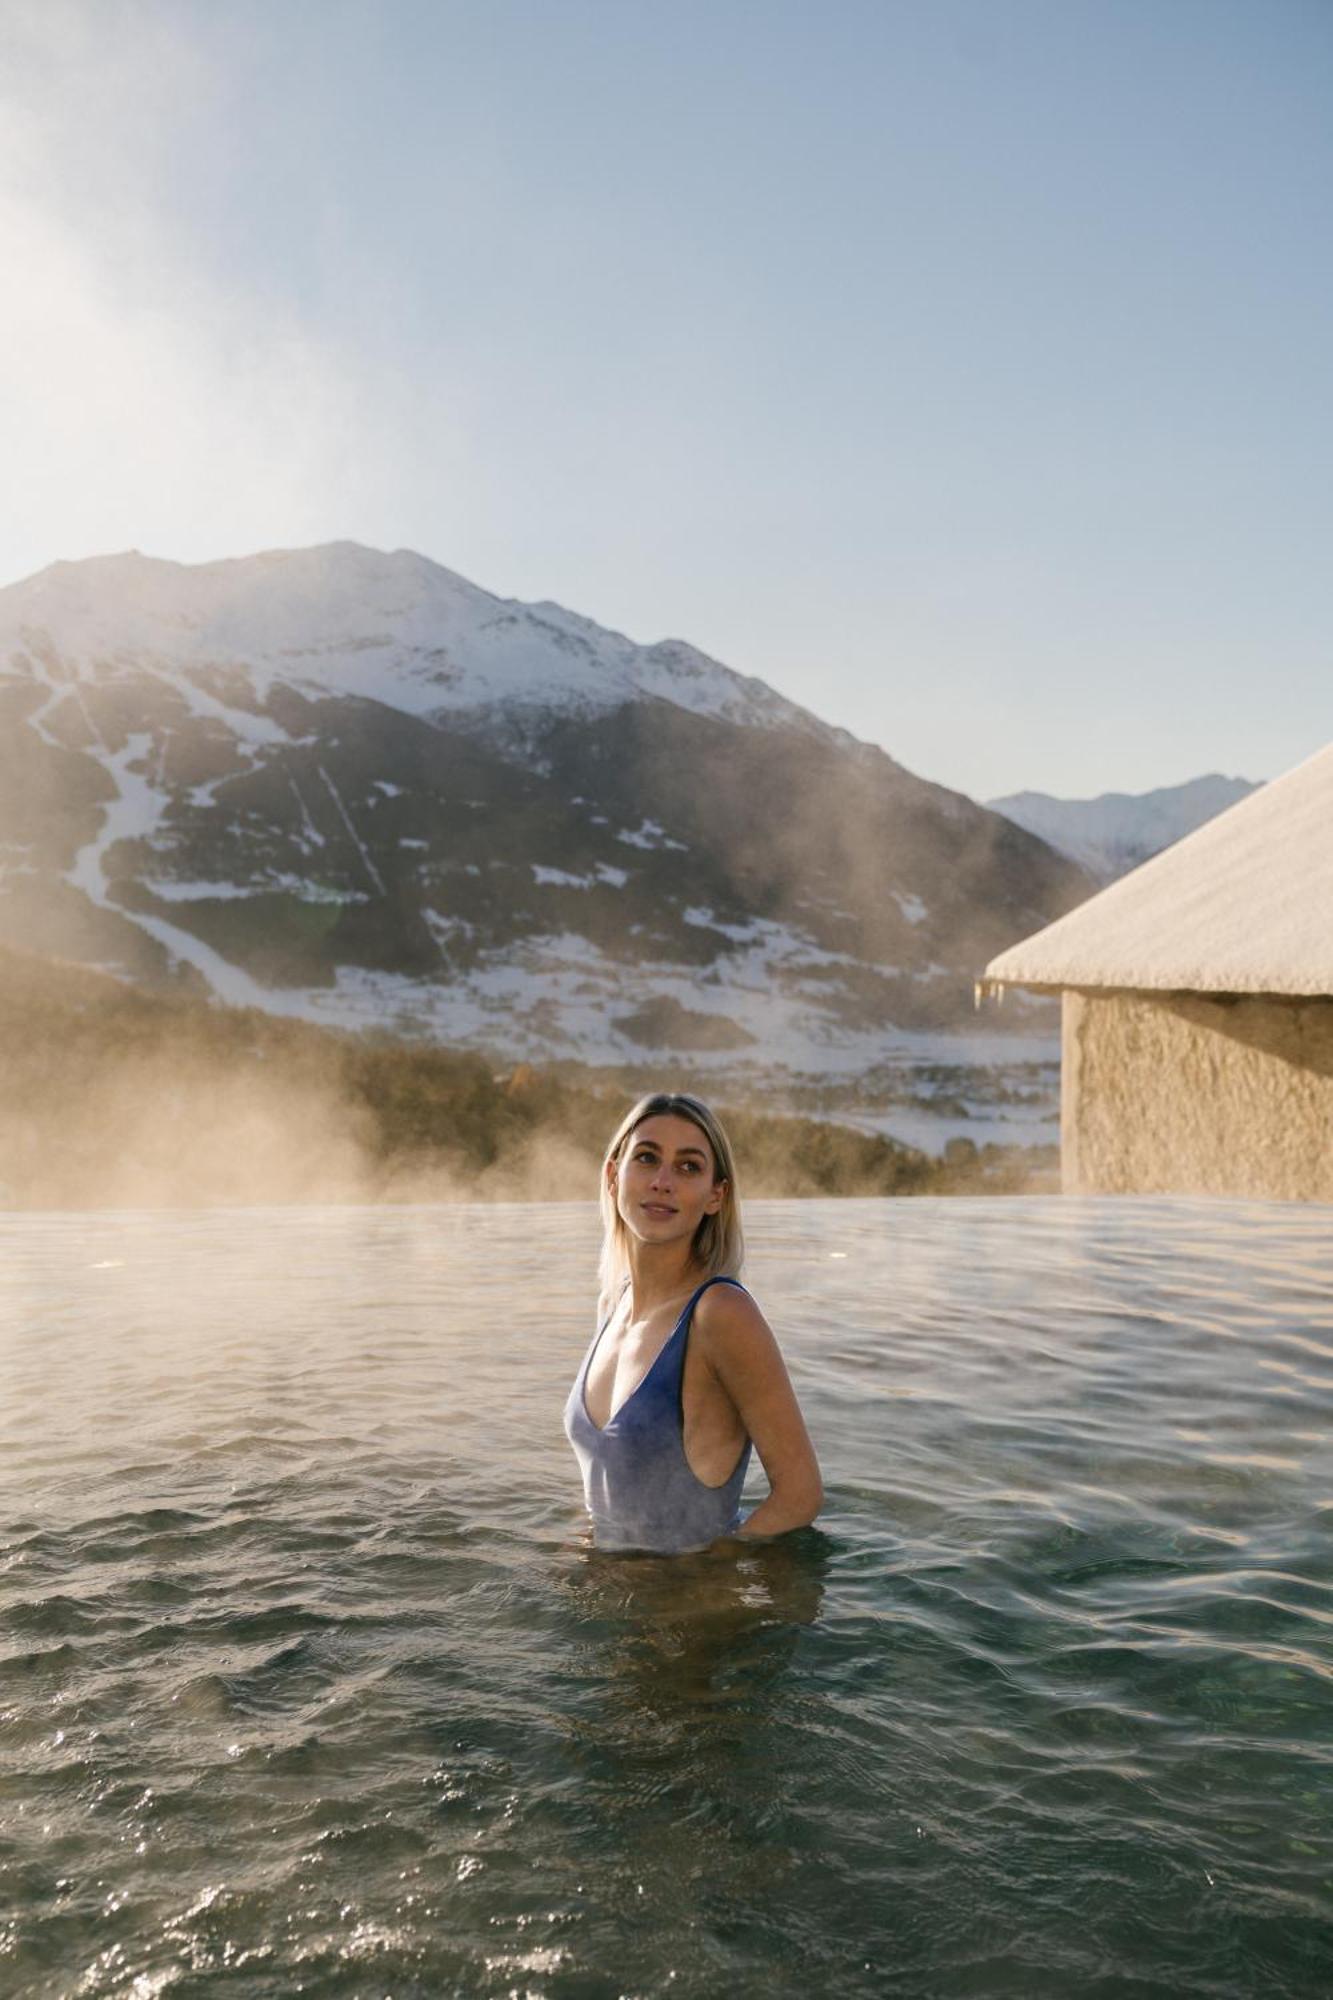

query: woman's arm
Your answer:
[696,1284,823,1538]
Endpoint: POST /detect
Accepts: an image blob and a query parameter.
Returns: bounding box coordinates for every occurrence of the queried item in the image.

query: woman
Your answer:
[564,1091,822,1553]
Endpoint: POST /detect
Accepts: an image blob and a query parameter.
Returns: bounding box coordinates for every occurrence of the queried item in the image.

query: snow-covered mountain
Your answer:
[0,542,1088,1085]
[986,774,1260,885]
[12,542,814,740]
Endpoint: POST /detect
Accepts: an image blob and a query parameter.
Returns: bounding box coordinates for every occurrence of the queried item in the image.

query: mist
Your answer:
[0,946,1050,1209]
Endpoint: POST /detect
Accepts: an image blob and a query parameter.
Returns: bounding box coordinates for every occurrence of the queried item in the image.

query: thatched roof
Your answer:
[979,740,1333,998]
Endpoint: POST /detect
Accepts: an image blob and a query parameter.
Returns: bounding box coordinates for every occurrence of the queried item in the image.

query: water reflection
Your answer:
[554,1527,830,1793]
[558,1528,828,1698]
[546,1530,834,1974]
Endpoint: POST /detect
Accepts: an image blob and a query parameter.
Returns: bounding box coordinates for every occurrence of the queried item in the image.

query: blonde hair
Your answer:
[597,1092,744,1321]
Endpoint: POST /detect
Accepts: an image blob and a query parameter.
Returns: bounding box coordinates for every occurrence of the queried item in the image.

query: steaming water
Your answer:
[2,1197,1332,1998]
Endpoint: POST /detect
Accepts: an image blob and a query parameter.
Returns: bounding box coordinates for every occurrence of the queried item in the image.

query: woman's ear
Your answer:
[703,1177,727,1216]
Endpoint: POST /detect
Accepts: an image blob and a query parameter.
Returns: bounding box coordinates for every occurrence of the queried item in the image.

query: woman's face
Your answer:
[610,1113,726,1254]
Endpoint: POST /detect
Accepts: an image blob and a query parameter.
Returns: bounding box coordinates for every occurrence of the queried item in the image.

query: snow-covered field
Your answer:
[281,938,1059,1158]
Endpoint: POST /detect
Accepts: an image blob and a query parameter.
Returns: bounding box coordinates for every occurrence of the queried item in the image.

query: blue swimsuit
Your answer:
[564,1275,754,1554]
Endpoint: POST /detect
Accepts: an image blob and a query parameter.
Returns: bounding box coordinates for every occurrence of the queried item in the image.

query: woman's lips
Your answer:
[641,1202,677,1216]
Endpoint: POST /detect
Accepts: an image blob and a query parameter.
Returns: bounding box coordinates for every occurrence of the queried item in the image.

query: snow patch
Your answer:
[152,666,291,749]
[67,733,167,905]
[422,909,475,949]
[531,862,630,890]
[683,905,759,943]
[532,865,591,888]
[142,875,368,905]
[616,819,688,852]
[65,731,311,1013]
[142,879,257,902]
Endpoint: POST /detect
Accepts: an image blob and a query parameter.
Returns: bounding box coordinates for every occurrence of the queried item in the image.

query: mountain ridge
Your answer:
[0,541,1083,1101]
[3,540,832,744]
[987,774,1261,883]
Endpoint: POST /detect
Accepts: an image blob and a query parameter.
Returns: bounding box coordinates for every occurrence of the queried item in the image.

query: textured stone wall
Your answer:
[1062,990,1333,1202]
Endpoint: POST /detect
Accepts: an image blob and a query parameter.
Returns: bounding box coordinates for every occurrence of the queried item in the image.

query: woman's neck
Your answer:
[623,1240,701,1316]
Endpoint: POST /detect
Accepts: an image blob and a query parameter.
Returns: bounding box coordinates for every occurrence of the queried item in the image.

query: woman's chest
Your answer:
[584,1322,746,1485]
[583,1317,678,1429]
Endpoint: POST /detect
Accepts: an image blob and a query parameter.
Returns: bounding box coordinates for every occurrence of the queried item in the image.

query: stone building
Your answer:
[978,742,1333,1201]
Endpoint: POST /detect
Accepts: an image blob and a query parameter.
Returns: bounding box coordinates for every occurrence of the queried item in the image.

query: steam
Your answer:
[0,952,608,1207]
[0,947,1056,1208]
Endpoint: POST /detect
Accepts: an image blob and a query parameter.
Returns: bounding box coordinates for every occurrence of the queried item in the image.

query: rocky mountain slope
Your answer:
[987,774,1260,884]
[1,542,1089,1079]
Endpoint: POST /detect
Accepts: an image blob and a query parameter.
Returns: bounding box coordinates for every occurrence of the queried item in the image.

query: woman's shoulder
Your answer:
[693,1279,787,1397]
[693,1276,773,1345]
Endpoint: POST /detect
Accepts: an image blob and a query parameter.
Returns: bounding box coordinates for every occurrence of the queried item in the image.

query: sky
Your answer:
[1,0,1329,801]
